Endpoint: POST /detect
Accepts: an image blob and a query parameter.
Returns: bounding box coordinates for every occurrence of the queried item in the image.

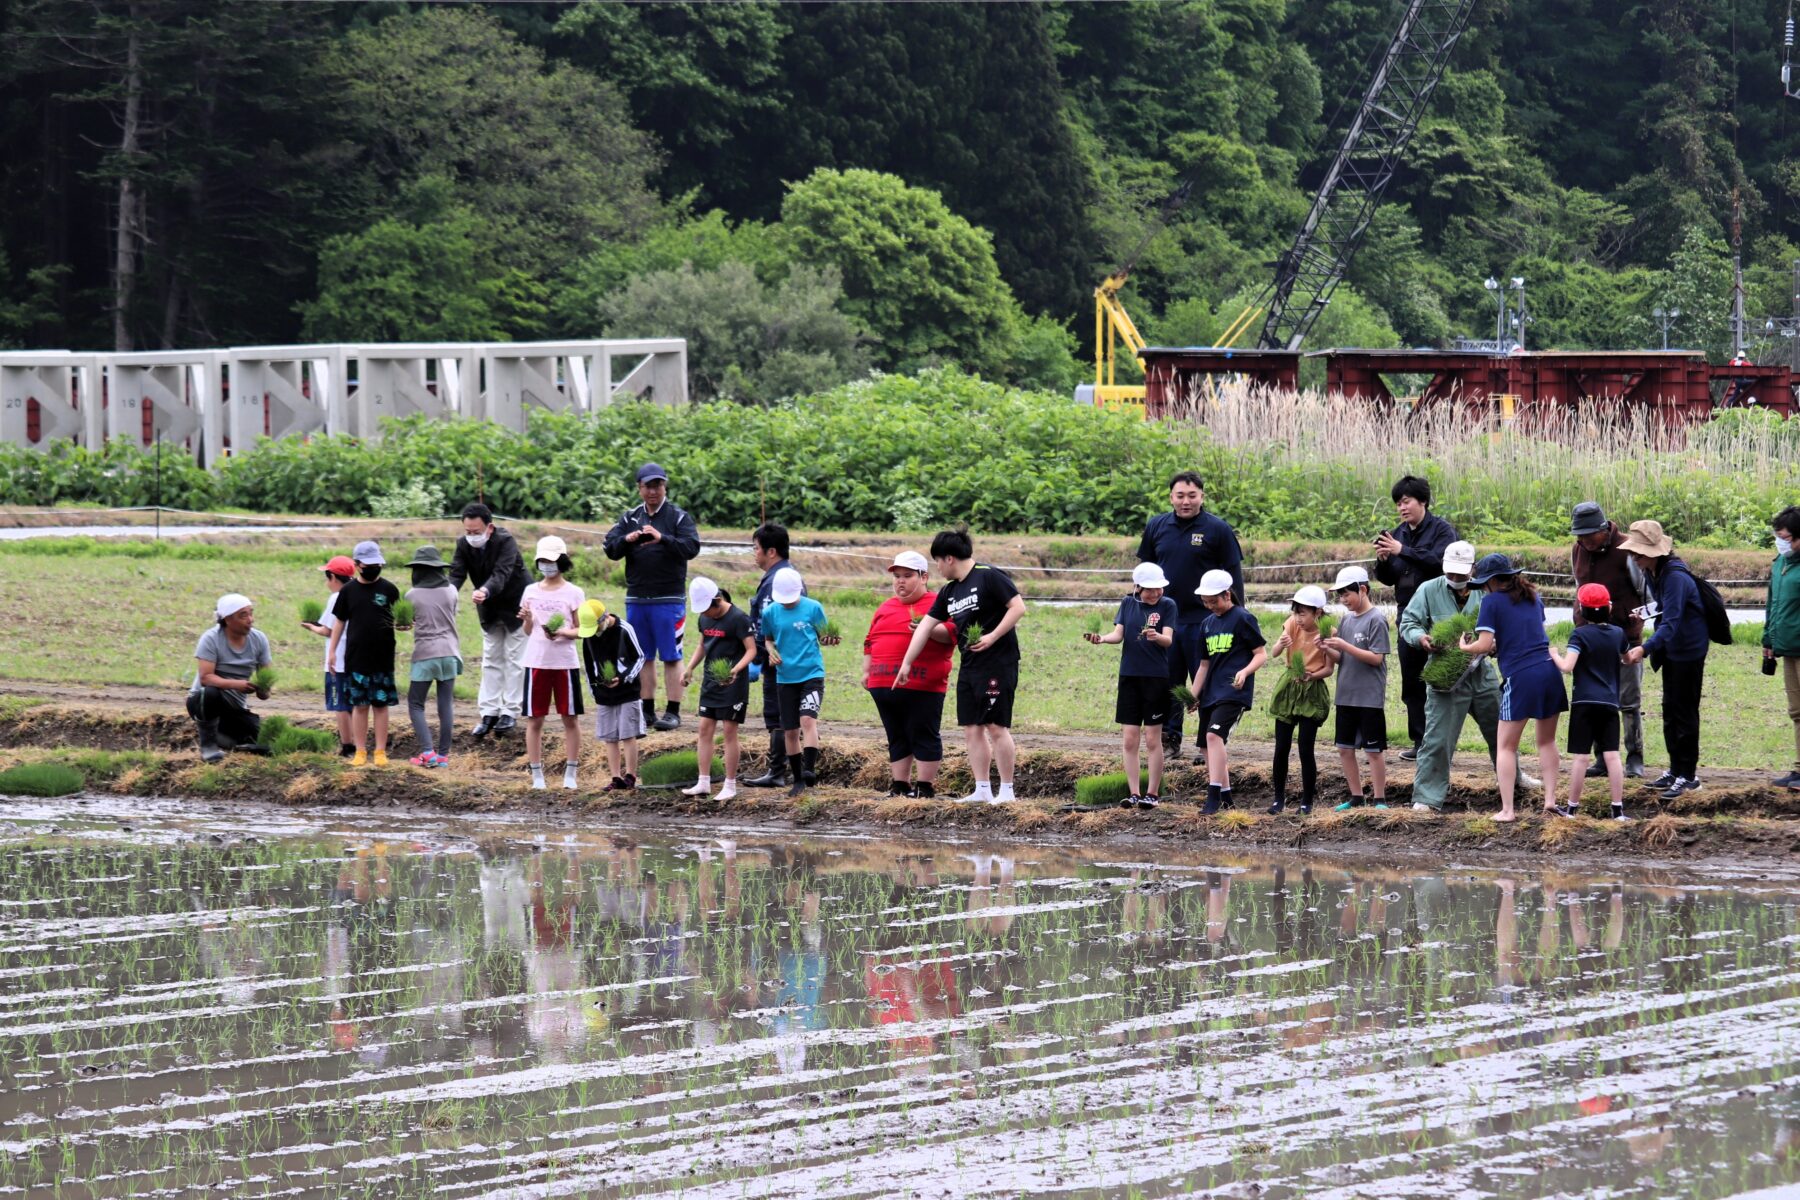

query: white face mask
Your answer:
[1779,536,1793,556]
[465,532,489,549]
[538,562,560,578]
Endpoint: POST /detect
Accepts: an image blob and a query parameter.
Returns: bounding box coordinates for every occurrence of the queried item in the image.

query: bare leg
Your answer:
[1495,718,1524,821]
[351,707,369,752]
[622,736,639,777]
[371,705,388,753]
[890,754,914,784]
[664,660,684,710]
[1603,750,1624,807]
[1536,717,1560,811]
[561,714,581,763]
[1147,737,1164,796]
[964,726,990,788]
[1568,752,1590,808]
[722,722,740,780]
[1206,733,1230,788]
[800,714,819,750]
[1367,750,1386,802]
[526,716,545,765]
[604,739,621,779]
[990,726,1016,785]
[1338,746,1362,797]
[1122,725,1141,796]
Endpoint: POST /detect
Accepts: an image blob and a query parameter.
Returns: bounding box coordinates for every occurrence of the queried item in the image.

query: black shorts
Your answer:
[776,678,825,730]
[955,659,1018,728]
[1334,705,1387,751]
[1566,704,1621,755]
[698,701,748,725]
[1115,675,1171,728]
[869,687,946,763]
[1201,702,1246,743]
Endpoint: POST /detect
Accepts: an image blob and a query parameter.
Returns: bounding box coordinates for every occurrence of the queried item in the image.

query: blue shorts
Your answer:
[627,600,686,663]
[1499,660,1569,722]
[344,670,398,709]
[324,671,353,713]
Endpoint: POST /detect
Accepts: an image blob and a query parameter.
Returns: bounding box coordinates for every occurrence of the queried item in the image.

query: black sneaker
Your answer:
[1266,792,1287,815]
[1138,794,1159,809]
[1546,802,1580,818]
[1774,771,1800,788]
[743,768,786,788]
[1399,747,1419,762]
[470,715,497,739]
[652,712,682,733]
[1611,803,1627,821]
[1201,795,1228,816]
[1645,770,1676,789]
[1163,739,1183,762]
[1586,762,1608,778]
[1659,776,1696,802]
[493,715,517,735]
[1297,797,1313,815]
[787,779,807,798]
[606,775,626,791]
[1120,795,1142,810]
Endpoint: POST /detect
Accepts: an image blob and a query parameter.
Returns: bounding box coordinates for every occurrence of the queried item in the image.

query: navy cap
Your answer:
[1570,501,1607,536]
[1469,552,1518,585]
[636,462,668,483]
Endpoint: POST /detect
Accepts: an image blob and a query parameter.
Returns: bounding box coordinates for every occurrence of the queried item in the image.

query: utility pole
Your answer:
[1731,189,1748,360]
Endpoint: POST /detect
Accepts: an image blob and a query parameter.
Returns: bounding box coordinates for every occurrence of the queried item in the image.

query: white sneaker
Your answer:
[1411,803,1438,813]
[716,781,738,801]
[530,766,546,791]
[563,763,579,791]
[681,778,712,796]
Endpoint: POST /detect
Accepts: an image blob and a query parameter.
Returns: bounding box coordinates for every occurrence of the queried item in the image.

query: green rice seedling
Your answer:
[1316,613,1336,640]
[391,599,415,629]
[1547,618,1575,642]
[637,751,727,787]
[959,621,985,650]
[818,618,842,641]
[598,660,618,685]
[1419,613,1477,689]
[1169,683,1197,710]
[542,612,564,635]
[705,657,734,686]
[269,724,337,757]
[298,599,325,624]
[249,667,277,697]
[0,763,84,796]
[1073,771,1150,805]
[1084,611,1109,636]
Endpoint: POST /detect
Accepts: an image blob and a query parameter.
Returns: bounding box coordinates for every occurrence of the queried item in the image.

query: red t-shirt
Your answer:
[863,593,953,693]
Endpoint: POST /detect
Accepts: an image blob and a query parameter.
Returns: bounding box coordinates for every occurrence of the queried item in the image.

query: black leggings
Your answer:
[1272,716,1322,800]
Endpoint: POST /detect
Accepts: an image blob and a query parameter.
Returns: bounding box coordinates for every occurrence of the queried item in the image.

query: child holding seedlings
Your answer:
[1322,565,1391,810]
[1459,553,1568,822]
[300,553,357,756]
[862,551,952,799]
[1084,562,1178,808]
[1550,582,1627,818]
[581,598,647,790]
[761,566,836,796]
[680,577,757,800]
[518,535,586,791]
[326,541,401,767]
[1188,568,1267,814]
[1265,585,1334,815]
[403,546,462,769]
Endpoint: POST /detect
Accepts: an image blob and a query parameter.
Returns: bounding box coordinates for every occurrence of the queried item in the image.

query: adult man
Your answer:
[1763,507,1800,788]
[187,593,272,763]
[744,522,802,788]
[1398,541,1521,811]
[449,502,527,738]
[896,529,1028,804]
[1137,471,1243,760]
[1374,475,1459,760]
[1570,501,1646,778]
[603,463,702,732]
[1622,520,1709,801]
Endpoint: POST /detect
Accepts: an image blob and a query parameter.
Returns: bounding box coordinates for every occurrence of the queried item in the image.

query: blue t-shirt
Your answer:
[762,597,828,684]
[1198,604,1266,708]
[1476,590,1550,679]
[1566,622,1627,707]
[1115,594,1179,678]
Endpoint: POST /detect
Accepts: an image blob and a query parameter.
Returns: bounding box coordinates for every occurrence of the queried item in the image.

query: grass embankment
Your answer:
[1,535,1792,770]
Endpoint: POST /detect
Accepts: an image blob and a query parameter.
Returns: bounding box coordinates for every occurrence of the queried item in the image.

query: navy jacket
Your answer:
[1374,511,1458,611]
[602,500,701,603]
[1138,509,1244,619]
[1644,557,1710,665]
[448,526,526,630]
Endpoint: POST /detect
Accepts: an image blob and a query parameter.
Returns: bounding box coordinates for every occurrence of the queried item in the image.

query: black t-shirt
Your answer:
[1198,604,1267,708]
[928,564,1021,666]
[698,605,755,708]
[1115,594,1178,678]
[1567,622,1626,707]
[336,577,401,676]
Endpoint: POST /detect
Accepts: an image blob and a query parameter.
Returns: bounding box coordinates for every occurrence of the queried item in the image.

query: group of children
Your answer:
[1088,558,1631,817]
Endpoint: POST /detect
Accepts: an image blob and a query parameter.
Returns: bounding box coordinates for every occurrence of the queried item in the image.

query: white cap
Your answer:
[1132,562,1171,589]
[1291,585,1328,609]
[1331,565,1369,590]
[771,566,804,604]
[215,593,253,620]
[889,551,929,574]
[1442,540,1476,573]
[534,535,569,562]
[1196,569,1234,597]
[689,576,720,613]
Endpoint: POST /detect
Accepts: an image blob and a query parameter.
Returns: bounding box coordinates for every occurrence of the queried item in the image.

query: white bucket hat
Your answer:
[1196,569,1234,597]
[689,576,720,613]
[1132,562,1171,589]
[534,535,569,563]
[1291,585,1328,609]
[771,566,804,604]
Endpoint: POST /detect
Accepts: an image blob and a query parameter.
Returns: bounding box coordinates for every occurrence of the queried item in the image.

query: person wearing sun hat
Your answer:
[1263,583,1333,815]
[187,592,273,763]
[863,550,953,800]
[1399,540,1520,813]
[403,546,462,769]
[326,540,401,768]
[301,553,358,756]
[1083,561,1179,809]
[1620,519,1710,800]
[1456,552,1568,822]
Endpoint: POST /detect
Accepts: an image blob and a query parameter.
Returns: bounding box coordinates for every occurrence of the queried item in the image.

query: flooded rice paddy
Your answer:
[1,798,1798,1198]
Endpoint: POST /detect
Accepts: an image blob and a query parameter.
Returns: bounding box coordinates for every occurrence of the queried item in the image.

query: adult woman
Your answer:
[186,593,272,763]
[863,551,954,798]
[1458,554,1567,822]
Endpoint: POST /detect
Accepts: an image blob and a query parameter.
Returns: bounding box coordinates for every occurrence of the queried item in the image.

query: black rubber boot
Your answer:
[786,754,807,797]
[196,719,224,764]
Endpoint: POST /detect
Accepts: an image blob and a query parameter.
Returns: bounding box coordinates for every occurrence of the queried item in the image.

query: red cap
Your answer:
[1576,582,1611,609]
[319,555,356,578]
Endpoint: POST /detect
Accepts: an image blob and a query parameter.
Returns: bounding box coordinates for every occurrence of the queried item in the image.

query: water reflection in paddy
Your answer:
[0,797,1796,1198]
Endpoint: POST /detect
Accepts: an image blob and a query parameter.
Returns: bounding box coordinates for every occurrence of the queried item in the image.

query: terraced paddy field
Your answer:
[1,796,1798,1198]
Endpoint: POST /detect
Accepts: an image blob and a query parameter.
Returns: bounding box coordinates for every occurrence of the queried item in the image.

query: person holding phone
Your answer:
[1373,475,1458,760]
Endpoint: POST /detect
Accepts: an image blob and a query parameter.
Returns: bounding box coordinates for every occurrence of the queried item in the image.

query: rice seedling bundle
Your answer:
[299,599,325,624]
[638,751,728,787]
[542,612,564,635]
[249,667,277,696]
[0,763,84,796]
[705,658,734,685]
[1169,683,1197,710]
[1073,771,1150,805]
[1419,613,1478,689]
[391,599,415,628]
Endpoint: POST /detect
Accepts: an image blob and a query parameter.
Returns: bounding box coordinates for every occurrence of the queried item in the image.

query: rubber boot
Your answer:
[196,719,225,764]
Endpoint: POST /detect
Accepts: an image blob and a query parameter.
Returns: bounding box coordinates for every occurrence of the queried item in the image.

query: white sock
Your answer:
[682,774,712,796]
[959,780,993,803]
[529,762,545,789]
[995,782,1015,802]
[717,778,738,799]
[563,761,579,789]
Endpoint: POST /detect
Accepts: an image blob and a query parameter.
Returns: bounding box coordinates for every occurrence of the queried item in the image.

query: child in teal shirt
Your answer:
[760,567,838,795]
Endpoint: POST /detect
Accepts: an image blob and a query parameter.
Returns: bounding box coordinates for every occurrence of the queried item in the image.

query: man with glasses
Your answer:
[1397,540,1519,812]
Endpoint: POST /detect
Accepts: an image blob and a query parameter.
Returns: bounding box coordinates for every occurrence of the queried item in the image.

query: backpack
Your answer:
[1672,561,1733,646]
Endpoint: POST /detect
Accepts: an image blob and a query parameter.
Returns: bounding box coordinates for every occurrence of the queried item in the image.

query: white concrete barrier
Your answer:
[102,350,223,466]
[0,352,102,450]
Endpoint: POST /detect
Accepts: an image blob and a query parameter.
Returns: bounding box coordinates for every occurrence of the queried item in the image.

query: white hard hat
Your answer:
[1331,565,1369,591]
[534,535,569,562]
[689,576,720,613]
[1196,569,1234,597]
[771,567,804,604]
[1132,562,1171,589]
[1291,585,1328,609]
[1442,541,1477,573]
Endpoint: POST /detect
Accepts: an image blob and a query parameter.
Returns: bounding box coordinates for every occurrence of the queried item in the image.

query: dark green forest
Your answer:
[3,0,1798,399]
